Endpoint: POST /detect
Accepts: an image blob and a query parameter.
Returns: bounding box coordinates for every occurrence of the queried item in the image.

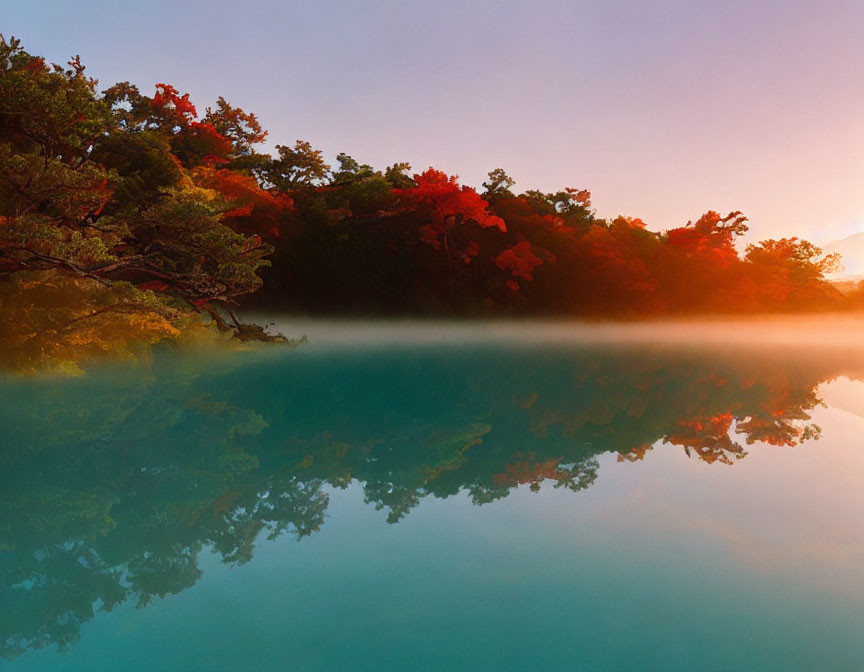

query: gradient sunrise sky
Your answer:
[6,0,864,244]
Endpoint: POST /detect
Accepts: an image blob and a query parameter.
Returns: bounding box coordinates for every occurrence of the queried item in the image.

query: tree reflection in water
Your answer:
[0,342,859,659]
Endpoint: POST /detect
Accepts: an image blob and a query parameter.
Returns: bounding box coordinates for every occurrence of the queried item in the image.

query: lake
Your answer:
[2,319,864,671]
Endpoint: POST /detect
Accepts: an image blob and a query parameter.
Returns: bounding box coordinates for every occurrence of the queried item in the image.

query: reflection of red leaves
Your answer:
[681,413,733,435]
[506,280,520,291]
[617,444,653,462]
[493,458,562,487]
[666,413,742,465]
[211,490,242,518]
[520,391,538,409]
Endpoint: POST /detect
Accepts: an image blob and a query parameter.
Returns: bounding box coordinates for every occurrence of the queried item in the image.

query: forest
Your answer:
[0,35,859,372]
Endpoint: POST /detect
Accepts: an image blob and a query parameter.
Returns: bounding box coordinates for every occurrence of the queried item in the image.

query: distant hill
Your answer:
[830,275,864,295]
[824,232,864,277]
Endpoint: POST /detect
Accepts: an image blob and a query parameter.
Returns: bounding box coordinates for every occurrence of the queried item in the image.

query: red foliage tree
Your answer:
[494,241,544,281]
[395,169,505,261]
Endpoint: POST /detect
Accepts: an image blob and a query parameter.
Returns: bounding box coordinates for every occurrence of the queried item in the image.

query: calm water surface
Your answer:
[2,320,864,671]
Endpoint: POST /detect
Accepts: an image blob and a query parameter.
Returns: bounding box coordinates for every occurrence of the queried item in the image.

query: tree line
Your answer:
[0,35,857,370]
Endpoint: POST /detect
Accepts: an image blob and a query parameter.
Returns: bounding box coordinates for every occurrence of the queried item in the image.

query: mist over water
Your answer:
[260,314,864,351]
[3,318,864,670]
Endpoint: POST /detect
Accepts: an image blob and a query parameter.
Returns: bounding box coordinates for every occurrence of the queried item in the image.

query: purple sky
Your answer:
[6,0,864,244]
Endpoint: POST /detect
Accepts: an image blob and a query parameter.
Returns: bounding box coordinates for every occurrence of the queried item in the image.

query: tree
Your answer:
[493,241,544,290]
[481,168,515,202]
[743,237,843,310]
[101,81,235,167]
[664,210,748,273]
[203,96,267,157]
[257,140,331,190]
[745,237,841,281]
[659,211,749,311]
[0,35,280,371]
[331,152,375,185]
[395,168,506,261]
[519,187,595,230]
[384,162,415,189]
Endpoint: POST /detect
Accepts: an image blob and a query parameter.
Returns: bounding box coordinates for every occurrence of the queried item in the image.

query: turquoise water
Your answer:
[2,322,864,670]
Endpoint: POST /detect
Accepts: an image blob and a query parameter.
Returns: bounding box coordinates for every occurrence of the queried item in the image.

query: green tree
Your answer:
[481,168,515,202]
[0,36,279,371]
[257,140,331,190]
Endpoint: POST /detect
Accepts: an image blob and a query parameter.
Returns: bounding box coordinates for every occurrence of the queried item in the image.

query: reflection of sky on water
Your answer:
[596,399,864,593]
[5,325,864,670]
[17,398,864,671]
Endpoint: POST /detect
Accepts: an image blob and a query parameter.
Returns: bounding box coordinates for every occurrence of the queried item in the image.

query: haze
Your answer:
[260,316,864,351]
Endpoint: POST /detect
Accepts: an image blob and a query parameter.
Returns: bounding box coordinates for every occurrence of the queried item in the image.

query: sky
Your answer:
[5,0,864,244]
